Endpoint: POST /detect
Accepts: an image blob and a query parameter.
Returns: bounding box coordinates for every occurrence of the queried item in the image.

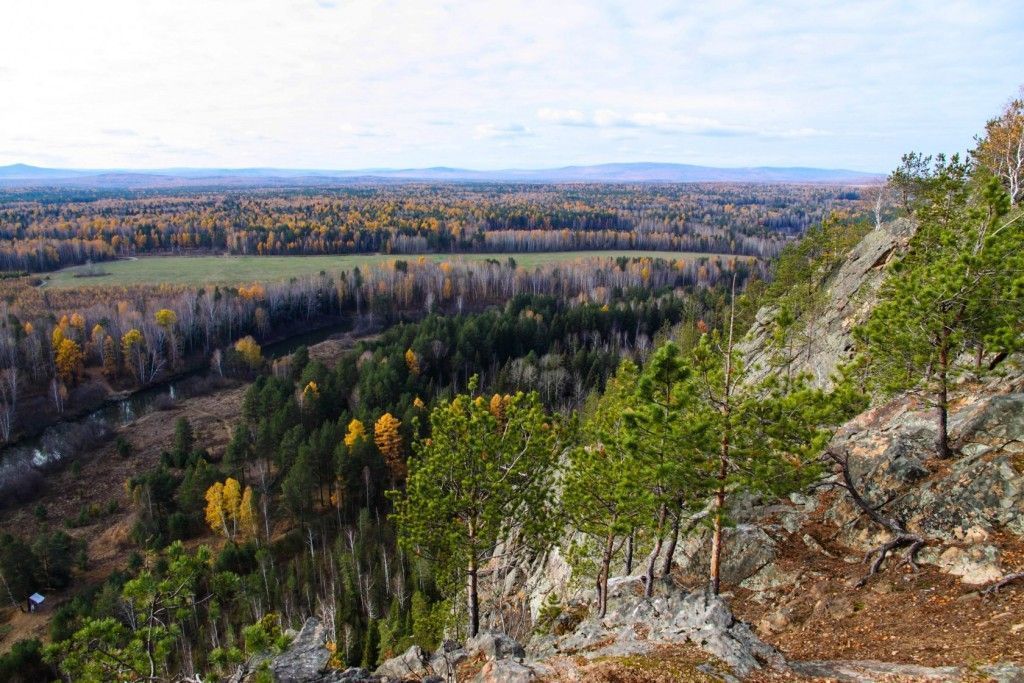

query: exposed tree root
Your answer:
[820,447,928,587]
[981,571,1024,596]
[857,533,926,587]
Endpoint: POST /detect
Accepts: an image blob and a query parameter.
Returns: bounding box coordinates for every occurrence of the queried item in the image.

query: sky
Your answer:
[1,0,1021,172]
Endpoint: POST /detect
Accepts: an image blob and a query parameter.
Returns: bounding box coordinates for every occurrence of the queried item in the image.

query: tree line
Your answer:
[0,254,758,451]
[0,183,867,272]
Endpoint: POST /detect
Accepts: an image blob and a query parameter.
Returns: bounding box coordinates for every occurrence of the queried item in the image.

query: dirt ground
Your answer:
[0,332,368,653]
[0,384,246,649]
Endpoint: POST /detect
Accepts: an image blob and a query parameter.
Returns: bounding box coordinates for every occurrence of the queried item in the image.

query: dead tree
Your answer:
[819,447,926,586]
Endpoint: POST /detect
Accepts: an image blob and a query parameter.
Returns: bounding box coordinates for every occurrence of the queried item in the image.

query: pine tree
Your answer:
[689,327,863,593]
[625,342,712,597]
[563,360,648,616]
[224,423,251,481]
[393,380,560,636]
[361,619,379,670]
[858,156,1022,457]
[173,417,194,462]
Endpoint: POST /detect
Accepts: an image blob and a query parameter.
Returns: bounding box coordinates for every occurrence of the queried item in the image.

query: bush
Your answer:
[115,436,132,459]
[243,614,283,654]
[167,512,194,541]
[215,542,258,575]
[0,639,54,682]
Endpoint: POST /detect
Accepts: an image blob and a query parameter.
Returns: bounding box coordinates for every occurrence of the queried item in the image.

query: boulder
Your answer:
[374,645,428,681]
[427,639,469,675]
[473,658,539,683]
[265,618,343,683]
[536,578,786,678]
[465,631,526,660]
[932,545,1003,585]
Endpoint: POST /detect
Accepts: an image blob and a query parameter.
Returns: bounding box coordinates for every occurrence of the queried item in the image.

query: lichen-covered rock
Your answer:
[739,219,914,390]
[534,577,786,678]
[473,658,541,683]
[374,645,427,681]
[465,630,526,660]
[231,618,373,683]
[824,385,1024,580]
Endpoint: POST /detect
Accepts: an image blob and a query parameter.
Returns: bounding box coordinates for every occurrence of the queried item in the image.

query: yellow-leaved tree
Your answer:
[235,336,262,370]
[155,308,178,329]
[55,338,84,386]
[205,477,258,542]
[374,412,404,483]
[404,348,420,376]
[343,419,366,448]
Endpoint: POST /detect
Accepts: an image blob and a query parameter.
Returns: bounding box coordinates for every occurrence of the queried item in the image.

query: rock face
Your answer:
[530,577,785,678]
[822,376,1024,573]
[231,618,378,683]
[739,218,914,390]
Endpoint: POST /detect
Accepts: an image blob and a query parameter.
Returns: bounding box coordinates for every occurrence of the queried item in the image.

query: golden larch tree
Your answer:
[344,418,367,448]
[404,348,420,376]
[374,412,405,481]
[205,477,256,542]
[235,336,262,369]
[55,338,84,386]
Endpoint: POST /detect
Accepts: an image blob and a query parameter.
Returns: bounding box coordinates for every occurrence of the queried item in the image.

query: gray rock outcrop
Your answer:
[531,577,785,678]
[739,218,914,389]
[230,618,378,683]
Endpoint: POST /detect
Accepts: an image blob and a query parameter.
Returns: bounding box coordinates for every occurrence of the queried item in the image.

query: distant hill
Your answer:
[0,162,883,188]
[0,163,90,180]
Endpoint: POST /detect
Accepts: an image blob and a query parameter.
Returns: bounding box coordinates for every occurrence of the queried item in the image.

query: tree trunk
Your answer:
[467,558,480,637]
[936,343,951,459]
[598,529,616,618]
[710,426,730,594]
[643,505,667,597]
[624,530,634,575]
[709,498,724,595]
[710,274,736,596]
[661,504,683,578]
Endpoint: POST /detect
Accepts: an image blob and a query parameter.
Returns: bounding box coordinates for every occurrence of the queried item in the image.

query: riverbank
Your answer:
[0,326,380,652]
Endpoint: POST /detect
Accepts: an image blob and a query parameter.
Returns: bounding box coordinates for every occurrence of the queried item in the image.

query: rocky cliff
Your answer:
[739,217,915,389]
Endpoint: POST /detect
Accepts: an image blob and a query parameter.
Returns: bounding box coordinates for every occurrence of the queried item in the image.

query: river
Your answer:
[0,319,358,479]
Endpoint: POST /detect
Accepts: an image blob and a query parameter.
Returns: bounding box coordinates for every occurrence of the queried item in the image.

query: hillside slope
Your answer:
[234,221,1024,681]
[508,220,1024,679]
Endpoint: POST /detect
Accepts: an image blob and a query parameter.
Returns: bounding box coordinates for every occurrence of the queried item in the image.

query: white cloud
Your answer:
[0,0,1019,169]
[472,123,532,140]
[539,108,830,138]
[537,108,590,126]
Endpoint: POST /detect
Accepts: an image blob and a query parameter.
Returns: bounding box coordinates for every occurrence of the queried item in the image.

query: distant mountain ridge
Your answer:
[0,162,883,187]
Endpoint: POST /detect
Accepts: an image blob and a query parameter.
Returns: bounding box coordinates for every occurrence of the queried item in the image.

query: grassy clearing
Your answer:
[42,251,728,288]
